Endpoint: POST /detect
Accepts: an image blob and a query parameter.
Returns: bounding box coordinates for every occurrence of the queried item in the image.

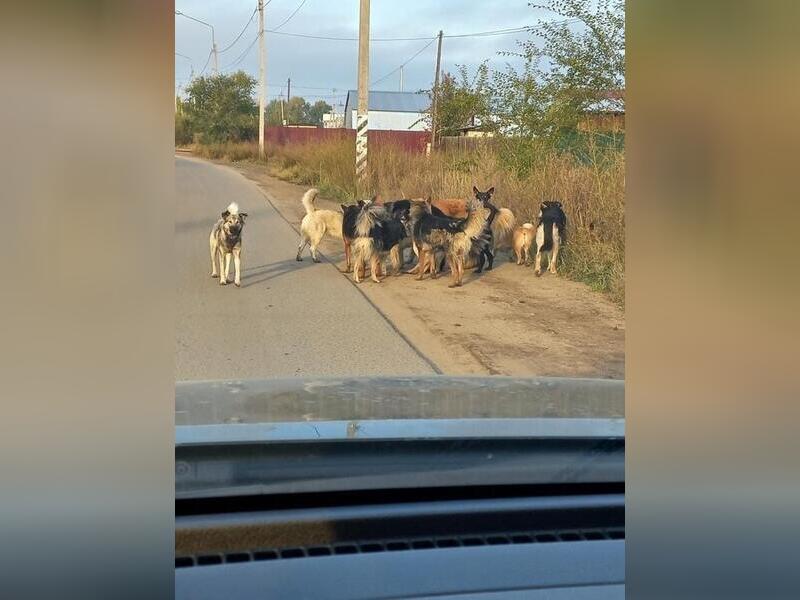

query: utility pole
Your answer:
[258,0,266,159]
[355,0,370,186]
[430,30,443,150]
[212,36,218,75]
[287,78,291,103]
[399,65,403,92]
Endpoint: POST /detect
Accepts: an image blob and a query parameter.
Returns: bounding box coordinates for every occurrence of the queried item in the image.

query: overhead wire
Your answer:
[261,21,579,42]
[217,7,258,53]
[189,11,580,88]
[371,36,437,86]
[198,48,214,75]
[222,0,309,71]
[271,0,308,32]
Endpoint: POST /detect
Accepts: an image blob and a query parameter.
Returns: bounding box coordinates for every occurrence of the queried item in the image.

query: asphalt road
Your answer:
[176,156,435,380]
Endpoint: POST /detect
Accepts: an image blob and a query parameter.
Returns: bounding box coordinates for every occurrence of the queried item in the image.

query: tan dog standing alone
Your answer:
[210,202,248,287]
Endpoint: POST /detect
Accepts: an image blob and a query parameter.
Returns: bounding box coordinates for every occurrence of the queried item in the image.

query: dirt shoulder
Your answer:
[226,158,625,379]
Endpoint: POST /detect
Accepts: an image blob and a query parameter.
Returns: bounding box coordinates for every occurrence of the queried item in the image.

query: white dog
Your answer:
[295,188,343,263]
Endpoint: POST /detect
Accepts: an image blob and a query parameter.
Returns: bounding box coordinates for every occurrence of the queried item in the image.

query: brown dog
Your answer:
[512,223,535,265]
[431,198,468,219]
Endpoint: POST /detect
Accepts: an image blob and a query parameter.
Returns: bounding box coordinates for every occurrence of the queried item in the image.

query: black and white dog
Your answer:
[534,200,567,276]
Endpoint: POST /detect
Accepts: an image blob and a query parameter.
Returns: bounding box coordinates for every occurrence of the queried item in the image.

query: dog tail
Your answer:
[301,188,319,216]
[352,236,375,264]
[491,208,516,249]
[521,222,534,244]
[226,202,239,215]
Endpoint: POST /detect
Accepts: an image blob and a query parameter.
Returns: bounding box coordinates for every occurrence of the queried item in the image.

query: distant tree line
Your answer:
[265,97,332,127]
[175,71,332,145]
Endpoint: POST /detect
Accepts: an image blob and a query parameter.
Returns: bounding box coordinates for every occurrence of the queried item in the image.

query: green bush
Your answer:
[175,112,193,147]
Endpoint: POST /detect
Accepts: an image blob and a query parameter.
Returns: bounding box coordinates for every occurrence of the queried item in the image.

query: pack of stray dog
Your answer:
[289,187,567,286]
[206,187,567,290]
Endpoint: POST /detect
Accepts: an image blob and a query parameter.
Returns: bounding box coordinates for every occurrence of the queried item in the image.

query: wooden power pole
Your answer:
[257,0,266,159]
[430,30,443,150]
[355,0,370,186]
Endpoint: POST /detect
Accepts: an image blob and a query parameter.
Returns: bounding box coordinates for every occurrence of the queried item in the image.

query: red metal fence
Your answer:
[264,126,430,154]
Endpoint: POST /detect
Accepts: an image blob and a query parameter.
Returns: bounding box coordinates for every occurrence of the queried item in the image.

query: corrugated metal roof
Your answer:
[345,90,430,113]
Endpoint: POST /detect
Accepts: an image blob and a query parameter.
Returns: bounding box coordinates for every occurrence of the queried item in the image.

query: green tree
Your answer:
[284,97,310,124]
[307,100,333,126]
[184,71,258,143]
[264,97,332,126]
[265,99,284,126]
[428,63,492,138]
[493,0,625,142]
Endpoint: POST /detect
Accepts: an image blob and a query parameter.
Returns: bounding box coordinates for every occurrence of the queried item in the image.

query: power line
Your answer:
[371,36,437,86]
[272,0,308,32]
[198,48,214,75]
[223,32,260,70]
[221,0,308,72]
[217,7,258,53]
[260,22,577,42]
[267,93,345,99]
[266,83,343,91]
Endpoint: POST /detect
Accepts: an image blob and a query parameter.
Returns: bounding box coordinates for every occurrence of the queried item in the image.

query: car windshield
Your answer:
[175,0,625,495]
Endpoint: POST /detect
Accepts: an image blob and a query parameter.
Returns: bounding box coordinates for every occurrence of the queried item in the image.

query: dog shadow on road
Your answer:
[240,256,326,287]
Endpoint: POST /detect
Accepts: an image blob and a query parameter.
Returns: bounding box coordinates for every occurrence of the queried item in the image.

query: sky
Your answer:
[175,0,569,111]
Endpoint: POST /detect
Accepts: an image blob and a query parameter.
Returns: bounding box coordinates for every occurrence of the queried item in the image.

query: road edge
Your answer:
[204,158,444,375]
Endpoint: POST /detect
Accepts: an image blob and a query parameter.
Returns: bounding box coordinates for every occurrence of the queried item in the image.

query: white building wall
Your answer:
[323,113,344,128]
[348,109,427,131]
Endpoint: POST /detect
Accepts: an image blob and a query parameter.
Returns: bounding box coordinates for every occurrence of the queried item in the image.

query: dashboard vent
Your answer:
[176,527,624,568]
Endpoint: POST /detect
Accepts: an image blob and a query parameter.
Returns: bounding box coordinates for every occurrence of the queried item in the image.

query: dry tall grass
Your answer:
[192,137,624,304]
[191,140,259,162]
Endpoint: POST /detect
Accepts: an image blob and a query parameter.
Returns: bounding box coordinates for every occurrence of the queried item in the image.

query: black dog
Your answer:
[470,187,499,273]
[407,199,466,278]
[340,200,365,272]
[351,201,409,283]
[534,200,567,276]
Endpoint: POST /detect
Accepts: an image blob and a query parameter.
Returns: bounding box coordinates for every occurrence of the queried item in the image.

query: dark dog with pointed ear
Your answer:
[534,200,567,276]
[340,199,365,273]
[210,202,248,287]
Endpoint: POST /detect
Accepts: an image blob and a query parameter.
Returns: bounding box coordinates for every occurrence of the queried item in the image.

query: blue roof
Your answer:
[345,90,430,113]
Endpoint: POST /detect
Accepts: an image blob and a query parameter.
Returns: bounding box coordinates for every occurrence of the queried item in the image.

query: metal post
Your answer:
[175,11,217,76]
[258,0,266,159]
[356,0,370,186]
[430,30,443,150]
